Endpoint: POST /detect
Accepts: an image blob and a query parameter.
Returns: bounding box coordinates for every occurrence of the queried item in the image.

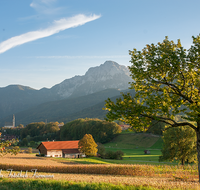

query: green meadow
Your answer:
[54,132,177,165]
[103,132,165,164]
[0,132,198,190]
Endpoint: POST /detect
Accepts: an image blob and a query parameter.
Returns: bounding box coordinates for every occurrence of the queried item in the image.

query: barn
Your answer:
[37,140,84,158]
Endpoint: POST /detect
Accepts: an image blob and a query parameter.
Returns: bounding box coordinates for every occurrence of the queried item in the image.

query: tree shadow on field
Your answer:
[59,161,80,165]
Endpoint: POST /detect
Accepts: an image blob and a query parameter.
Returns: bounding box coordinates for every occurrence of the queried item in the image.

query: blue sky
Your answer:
[0,0,200,90]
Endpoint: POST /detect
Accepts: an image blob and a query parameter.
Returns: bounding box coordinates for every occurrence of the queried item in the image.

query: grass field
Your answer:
[0,132,198,189]
[0,154,199,189]
[101,132,171,165]
[104,133,161,149]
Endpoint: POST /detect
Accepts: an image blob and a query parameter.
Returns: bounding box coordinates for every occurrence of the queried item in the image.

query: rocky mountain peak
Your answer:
[85,61,130,77]
[52,60,132,98]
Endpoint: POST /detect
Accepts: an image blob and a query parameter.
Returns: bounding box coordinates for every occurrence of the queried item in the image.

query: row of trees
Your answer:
[4,119,121,144]
[20,122,60,142]
[1,118,122,150]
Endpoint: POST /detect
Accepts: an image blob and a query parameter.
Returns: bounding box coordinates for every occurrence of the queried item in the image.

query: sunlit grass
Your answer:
[104,133,161,149]
[55,157,109,164]
[53,155,178,165]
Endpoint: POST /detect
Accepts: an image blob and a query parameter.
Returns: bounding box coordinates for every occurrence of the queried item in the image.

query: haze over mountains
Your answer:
[0,61,133,126]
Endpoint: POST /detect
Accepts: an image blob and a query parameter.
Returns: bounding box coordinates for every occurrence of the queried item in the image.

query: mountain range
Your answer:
[0,61,133,126]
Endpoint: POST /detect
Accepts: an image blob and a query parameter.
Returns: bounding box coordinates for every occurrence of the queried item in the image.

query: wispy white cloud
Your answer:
[30,0,60,15]
[19,0,61,21]
[0,14,101,54]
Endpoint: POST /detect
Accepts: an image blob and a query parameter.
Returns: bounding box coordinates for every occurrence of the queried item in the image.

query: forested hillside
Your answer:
[60,118,122,143]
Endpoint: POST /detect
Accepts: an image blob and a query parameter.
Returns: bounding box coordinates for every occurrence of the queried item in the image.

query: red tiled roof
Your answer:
[37,140,79,150]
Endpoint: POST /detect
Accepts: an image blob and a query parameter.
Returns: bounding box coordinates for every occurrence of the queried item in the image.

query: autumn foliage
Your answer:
[78,134,98,157]
[0,133,20,156]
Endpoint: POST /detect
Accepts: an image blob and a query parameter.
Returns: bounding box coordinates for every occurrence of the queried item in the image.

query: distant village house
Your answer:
[37,140,85,158]
[119,124,131,131]
[0,134,17,141]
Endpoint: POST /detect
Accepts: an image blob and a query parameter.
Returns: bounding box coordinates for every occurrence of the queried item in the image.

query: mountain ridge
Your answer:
[0,88,123,126]
[0,60,132,124]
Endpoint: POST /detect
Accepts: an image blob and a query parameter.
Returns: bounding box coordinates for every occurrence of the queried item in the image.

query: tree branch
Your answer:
[147,76,194,104]
[139,113,197,131]
[180,71,186,92]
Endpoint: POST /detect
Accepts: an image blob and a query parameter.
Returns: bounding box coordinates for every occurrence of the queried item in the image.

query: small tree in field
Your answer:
[0,133,20,156]
[78,134,98,157]
[159,126,197,165]
[27,147,32,154]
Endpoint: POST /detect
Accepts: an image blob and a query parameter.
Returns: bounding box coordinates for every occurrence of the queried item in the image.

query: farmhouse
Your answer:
[37,140,84,158]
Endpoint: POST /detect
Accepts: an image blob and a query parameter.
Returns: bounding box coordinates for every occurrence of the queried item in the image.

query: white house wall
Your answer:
[47,150,62,157]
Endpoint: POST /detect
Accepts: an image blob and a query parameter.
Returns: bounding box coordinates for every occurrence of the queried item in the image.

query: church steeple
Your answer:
[13,114,15,128]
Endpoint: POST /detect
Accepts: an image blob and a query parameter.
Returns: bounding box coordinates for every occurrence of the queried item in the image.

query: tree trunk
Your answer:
[181,158,184,166]
[196,123,200,182]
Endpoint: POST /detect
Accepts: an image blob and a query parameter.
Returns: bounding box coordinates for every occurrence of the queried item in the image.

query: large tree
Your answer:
[104,35,200,181]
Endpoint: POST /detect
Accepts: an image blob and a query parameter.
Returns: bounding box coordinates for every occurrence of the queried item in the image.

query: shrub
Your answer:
[104,150,124,160]
[114,150,124,160]
[104,150,115,159]
[27,147,32,154]
[97,143,105,157]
